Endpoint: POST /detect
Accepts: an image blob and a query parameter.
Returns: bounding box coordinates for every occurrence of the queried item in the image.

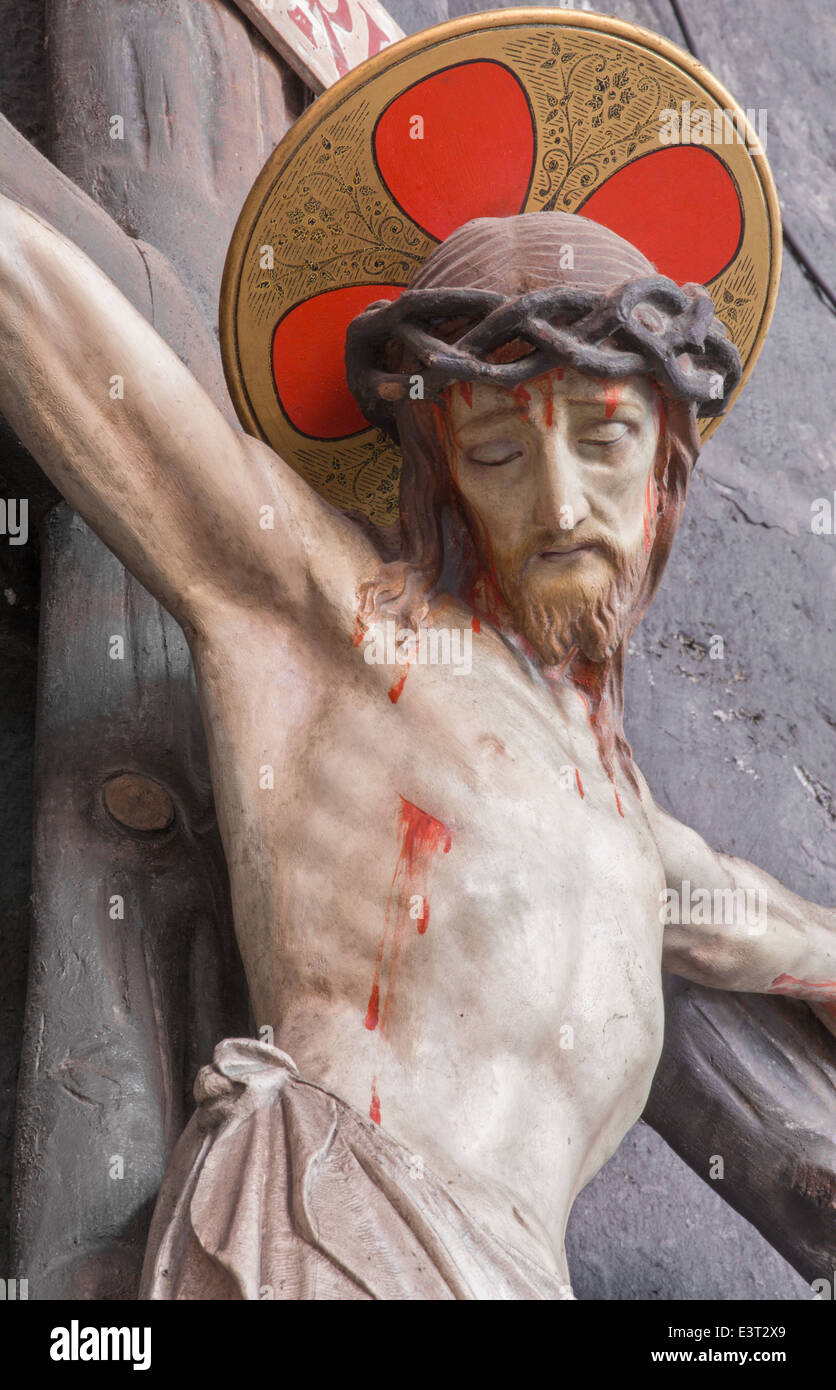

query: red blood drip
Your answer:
[464,570,508,634]
[530,373,555,426]
[562,649,637,794]
[569,653,608,725]
[353,611,367,647]
[388,664,410,703]
[575,768,584,799]
[431,400,448,443]
[604,384,622,419]
[363,797,452,1040]
[398,795,453,868]
[614,789,625,818]
[512,384,531,419]
[647,389,667,552]
[769,973,836,999]
[364,979,380,1031]
[458,381,473,409]
[369,1081,381,1125]
[471,615,481,634]
[642,466,658,554]
[477,576,504,628]
[460,525,512,634]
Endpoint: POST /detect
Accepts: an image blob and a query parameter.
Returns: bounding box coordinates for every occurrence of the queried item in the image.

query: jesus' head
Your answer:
[441,365,660,666]
[347,211,738,681]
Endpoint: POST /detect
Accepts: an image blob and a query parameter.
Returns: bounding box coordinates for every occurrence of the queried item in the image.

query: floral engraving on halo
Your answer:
[269,115,426,295]
[532,41,669,211]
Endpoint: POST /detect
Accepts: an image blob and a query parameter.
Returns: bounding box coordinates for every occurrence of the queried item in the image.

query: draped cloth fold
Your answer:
[139,1038,574,1301]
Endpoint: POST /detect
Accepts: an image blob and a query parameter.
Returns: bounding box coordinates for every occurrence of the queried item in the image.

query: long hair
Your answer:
[353,213,704,785]
[357,387,700,789]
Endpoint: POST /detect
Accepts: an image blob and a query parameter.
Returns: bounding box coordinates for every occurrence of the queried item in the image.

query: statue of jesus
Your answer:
[1,195,833,1300]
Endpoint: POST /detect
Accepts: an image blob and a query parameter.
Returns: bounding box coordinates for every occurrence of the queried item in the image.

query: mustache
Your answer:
[515,528,624,572]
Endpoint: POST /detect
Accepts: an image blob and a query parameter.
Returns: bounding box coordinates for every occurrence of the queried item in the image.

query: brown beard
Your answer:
[493,533,648,666]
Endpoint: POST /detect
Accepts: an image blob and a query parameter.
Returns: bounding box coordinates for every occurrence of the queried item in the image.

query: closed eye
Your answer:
[578,422,630,446]
[466,441,524,466]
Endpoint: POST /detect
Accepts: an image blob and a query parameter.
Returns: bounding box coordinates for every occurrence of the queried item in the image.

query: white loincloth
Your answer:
[139,1038,575,1301]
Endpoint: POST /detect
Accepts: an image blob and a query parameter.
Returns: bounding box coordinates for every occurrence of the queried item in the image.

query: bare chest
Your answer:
[194,623,667,1081]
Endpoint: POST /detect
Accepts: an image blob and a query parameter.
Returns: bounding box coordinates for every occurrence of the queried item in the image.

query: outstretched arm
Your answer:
[0,193,375,633]
[645,789,836,1035]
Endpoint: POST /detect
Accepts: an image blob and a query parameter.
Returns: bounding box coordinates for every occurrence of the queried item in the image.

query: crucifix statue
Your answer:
[1,8,834,1299]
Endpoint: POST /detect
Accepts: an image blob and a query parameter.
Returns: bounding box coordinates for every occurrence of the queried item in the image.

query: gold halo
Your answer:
[221,7,781,528]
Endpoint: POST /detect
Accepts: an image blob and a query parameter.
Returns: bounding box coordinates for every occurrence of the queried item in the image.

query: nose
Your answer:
[531,434,591,533]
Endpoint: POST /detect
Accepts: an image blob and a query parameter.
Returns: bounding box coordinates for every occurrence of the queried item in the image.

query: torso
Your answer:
[191,593,667,1281]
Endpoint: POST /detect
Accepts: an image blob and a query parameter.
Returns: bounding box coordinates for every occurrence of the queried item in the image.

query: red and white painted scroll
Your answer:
[230,0,404,92]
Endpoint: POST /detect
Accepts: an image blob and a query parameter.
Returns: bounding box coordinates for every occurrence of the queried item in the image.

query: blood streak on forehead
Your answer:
[604,384,622,418]
[448,369,654,429]
[512,385,531,419]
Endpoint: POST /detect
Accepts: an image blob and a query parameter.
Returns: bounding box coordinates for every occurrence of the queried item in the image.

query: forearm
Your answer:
[655,803,836,1001]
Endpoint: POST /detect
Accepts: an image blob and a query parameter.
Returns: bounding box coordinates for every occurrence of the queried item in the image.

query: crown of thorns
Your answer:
[345,275,742,432]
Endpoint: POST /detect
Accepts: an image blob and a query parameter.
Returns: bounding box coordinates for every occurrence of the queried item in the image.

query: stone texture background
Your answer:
[0,0,833,1299]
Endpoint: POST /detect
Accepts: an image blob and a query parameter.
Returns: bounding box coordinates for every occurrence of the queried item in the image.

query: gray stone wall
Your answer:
[1,0,832,1299]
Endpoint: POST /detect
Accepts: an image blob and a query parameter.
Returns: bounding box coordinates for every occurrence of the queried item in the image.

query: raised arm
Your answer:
[644,788,836,1034]
[0,193,375,633]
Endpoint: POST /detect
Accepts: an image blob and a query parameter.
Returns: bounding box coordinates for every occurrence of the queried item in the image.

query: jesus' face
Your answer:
[444,366,663,665]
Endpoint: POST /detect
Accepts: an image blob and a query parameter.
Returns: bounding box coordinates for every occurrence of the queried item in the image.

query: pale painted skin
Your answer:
[3,197,836,1284]
[445,370,659,633]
